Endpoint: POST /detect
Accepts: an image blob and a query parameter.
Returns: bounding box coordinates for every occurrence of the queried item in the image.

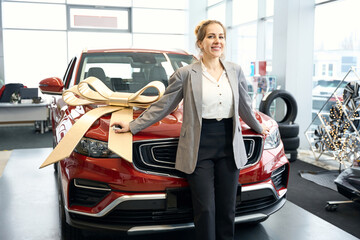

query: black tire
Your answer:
[278,123,299,138]
[54,162,58,173]
[282,136,300,151]
[259,90,298,124]
[285,149,297,162]
[53,138,58,173]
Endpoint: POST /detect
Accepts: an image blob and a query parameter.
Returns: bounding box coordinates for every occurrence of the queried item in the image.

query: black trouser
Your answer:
[186,118,240,240]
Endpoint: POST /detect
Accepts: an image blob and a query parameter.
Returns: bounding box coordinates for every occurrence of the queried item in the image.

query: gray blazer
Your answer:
[130,60,263,174]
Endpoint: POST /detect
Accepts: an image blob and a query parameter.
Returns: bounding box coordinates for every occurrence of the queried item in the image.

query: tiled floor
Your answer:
[0,148,358,240]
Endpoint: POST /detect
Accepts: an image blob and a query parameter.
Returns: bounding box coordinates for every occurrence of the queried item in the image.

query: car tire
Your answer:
[259,90,298,124]
[54,162,58,173]
[278,123,299,138]
[285,149,297,162]
[53,138,58,173]
[58,168,83,240]
[282,136,300,151]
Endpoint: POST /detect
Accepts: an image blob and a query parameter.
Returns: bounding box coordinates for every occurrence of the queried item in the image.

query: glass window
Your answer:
[3,30,67,88]
[341,56,357,72]
[322,64,326,75]
[133,9,186,34]
[7,0,65,3]
[167,53,196,69]
[312,0,360,123]
[207,2,226,24]
[133,0,188,9]
[315,0,330,4]
[230,23,258,76]
[67,0,131,7]
[208,0,224,7]
[328,63,333,76]
[69,7,130,31]
[313,64,316,76]
[2,2,66,30]
[133,34,187,50]
[67,32,132,59]
[265,18,273,61]
[314,0,360,81]
[232,0,258,25]
[266,0,274,17]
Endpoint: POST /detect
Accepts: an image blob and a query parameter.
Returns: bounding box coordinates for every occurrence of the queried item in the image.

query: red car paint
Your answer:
[39,48,289,234]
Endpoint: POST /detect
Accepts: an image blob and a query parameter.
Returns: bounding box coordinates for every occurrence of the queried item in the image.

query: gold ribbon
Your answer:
[39,77,165,169]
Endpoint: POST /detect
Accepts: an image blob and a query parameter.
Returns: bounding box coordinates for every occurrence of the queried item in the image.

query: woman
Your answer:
[112,20,269,240]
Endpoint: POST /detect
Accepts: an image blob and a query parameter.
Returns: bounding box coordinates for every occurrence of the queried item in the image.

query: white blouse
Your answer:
[201,62,234,121]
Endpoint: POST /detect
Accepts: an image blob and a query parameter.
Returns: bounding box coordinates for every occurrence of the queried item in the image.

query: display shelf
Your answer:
[306,67,360,169]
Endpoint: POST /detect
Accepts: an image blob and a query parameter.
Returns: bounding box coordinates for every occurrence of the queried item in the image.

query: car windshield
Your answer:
[77,52,195,95]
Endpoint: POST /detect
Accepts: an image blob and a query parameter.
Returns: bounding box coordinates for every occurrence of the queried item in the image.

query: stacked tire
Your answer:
[259,90,299,162]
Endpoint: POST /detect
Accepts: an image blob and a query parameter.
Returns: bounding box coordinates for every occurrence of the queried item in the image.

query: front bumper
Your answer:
[65,180,287,234]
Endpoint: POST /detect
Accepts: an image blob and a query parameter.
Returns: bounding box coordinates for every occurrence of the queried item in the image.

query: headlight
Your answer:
[264,128,281,150]
[74,137,118,158]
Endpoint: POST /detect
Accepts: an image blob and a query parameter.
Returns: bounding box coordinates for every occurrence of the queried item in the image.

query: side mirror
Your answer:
[39,77,64,95]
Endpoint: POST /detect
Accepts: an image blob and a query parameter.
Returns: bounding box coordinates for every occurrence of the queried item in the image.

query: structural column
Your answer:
[0,2,5,86]
[272,0,315,148]
[188,0,207,55]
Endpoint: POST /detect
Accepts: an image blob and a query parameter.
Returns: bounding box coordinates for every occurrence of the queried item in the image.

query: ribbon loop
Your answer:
[40,77,165,168]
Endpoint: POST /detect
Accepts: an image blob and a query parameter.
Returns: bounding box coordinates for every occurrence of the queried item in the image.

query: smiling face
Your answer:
[197,23,226,60]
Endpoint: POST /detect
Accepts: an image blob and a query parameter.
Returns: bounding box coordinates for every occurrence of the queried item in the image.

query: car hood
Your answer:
[81,104,273,142]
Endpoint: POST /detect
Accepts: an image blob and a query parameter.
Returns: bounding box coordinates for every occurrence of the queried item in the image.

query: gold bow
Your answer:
[39,77,165,168]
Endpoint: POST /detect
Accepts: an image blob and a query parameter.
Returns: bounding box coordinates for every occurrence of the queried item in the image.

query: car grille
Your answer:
[69,185,278,226]
[133,136,263,177]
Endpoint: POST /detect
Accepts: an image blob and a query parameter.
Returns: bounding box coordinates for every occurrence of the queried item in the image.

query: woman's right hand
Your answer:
[111,121,130,133]
[260,123,270,135]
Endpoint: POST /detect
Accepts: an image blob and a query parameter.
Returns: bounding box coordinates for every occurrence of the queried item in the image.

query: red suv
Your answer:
[39,48,289,237]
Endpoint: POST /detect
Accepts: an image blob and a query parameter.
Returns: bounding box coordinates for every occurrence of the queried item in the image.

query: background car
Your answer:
[39,48,289,238]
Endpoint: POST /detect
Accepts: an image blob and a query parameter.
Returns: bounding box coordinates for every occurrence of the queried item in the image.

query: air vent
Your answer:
[271,165,289,190]
[69,179,111,207]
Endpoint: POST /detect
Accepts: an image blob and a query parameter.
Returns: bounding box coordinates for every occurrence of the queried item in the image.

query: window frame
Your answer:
[67,5,132,33]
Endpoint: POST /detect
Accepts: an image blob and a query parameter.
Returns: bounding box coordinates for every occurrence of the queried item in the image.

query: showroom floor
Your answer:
[0,148,358,240]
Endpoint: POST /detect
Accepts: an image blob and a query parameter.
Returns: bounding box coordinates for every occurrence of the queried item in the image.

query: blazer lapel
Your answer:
[190,62,203,124]
[221,60,236,90]
[221,60,238,103]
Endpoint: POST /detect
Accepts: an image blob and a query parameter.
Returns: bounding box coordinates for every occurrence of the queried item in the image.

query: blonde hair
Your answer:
[194,20,226,51]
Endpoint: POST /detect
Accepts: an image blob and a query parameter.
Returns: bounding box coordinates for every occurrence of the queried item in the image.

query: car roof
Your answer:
[84,48,191,55]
